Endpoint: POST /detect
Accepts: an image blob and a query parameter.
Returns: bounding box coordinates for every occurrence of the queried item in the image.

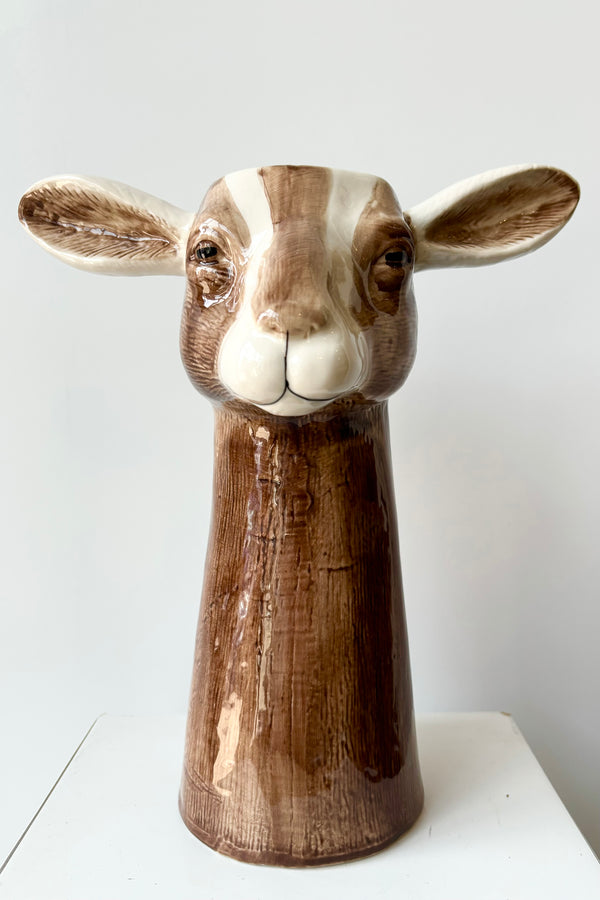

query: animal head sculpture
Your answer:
[19,165,579,418]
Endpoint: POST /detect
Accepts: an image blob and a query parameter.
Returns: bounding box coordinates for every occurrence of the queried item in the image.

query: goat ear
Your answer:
[18,175,194,276]
[406,165,579,271]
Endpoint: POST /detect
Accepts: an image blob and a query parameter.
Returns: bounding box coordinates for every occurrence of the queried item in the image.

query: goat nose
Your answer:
[257,303,328,338]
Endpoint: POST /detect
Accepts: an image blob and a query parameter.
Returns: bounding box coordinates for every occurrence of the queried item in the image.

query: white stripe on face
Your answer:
[224,168,274,250]
[325,170,378,311]
[219,169,283,404]
[224,168,275,317]
[326,170,379,250]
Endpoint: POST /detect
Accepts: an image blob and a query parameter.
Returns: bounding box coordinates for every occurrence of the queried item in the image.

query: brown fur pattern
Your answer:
[180,403,424,865]
[253,167,332,336]
[351,179,418,401]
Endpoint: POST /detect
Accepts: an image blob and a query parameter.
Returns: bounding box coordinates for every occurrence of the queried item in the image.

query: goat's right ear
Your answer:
[18,175,194,276]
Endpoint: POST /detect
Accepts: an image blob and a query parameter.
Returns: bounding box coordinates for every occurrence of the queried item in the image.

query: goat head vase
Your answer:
[19,165,579,866]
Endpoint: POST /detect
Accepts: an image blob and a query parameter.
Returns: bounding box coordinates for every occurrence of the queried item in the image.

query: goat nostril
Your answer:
[256,304,329,337]
[257,310,283,333]
[299,307,328,337]
[314,307,328,329]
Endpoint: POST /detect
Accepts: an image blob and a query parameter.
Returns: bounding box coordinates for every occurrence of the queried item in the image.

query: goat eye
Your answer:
[384,249,410,268]
[195,243,219,263]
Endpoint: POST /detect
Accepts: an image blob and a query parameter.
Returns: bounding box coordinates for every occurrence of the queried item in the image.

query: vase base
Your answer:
[178,783,424,868]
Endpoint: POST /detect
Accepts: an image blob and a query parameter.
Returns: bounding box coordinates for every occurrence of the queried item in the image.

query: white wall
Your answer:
[2,0,598,864]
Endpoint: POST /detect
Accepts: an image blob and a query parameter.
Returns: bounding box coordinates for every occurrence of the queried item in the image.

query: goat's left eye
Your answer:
[195,243,219,262]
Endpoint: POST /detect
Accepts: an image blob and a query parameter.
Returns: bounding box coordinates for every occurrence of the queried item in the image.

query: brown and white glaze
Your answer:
[18,163,579,866]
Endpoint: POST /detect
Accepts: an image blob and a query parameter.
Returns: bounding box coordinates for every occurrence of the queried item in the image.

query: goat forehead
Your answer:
[200,167,400,247]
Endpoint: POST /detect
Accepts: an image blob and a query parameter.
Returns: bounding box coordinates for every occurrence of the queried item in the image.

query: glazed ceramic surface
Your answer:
[19,164,579,866]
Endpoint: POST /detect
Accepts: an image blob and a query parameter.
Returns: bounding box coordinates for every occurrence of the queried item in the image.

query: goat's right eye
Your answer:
[195,244,219,263]
[188,237,236,308]
[384,249,410,268]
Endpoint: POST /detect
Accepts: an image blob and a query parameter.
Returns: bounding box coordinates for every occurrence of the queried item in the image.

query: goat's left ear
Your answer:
[18,175,194,276]
[407,165,579,271]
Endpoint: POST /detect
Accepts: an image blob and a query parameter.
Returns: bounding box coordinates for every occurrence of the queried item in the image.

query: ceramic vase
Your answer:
[19,163,579,865]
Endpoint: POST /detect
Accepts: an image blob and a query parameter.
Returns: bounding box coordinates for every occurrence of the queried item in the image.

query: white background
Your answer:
[2,0,598,866]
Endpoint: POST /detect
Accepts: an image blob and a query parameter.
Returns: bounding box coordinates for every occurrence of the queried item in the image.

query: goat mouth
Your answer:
[234,373,344,414]
[235,380,338,407]
[260,382,338,407]
[250,386,341,417]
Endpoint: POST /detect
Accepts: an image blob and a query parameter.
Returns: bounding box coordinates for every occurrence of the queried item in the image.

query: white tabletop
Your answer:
[1,712,598,899]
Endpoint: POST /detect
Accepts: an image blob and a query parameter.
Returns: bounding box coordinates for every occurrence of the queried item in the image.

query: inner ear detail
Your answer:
[424,167,580,249]
[19,179,181,261]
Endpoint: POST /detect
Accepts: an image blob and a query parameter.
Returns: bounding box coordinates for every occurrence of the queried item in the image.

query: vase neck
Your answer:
[212,401,392,476]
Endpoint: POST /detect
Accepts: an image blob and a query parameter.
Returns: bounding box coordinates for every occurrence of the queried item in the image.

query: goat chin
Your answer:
[255,390,338,417]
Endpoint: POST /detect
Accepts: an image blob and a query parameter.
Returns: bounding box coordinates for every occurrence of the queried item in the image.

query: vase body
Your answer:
[179,402,424,866]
